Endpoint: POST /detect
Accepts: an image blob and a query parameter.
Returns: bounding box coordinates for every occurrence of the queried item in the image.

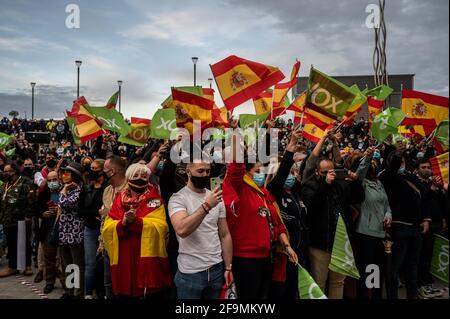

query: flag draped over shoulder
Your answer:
[371,107,406,143]
[430,152,449,184]
[307,67,357,117]
[67,97,104,143]
[402,90,449,128]
[329,215,360,280]
[253,90,273,115]
[210,55,285,111]
[298,265,327,299]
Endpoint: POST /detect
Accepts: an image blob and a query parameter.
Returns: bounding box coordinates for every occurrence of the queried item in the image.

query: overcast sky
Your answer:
[0,0,448,120]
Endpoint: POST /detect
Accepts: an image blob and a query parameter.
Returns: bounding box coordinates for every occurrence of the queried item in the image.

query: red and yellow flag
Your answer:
[368,97,384,123]
[303,103,338,130]
[253,90,273,115]
[131,117,151,128]
[288,91,307,113]
[293,112,303,125]
[430,152,449,184]
[67,97,104,143]
[202,88,215,101]
[402,90,449,128]
[210,55,285,111]
[302,119,326,143]
[272,60,301,118]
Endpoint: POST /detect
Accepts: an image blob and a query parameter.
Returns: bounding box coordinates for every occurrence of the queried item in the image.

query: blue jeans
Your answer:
[84,226,100,296]
[174,262,224,299]
[388,224,422,299]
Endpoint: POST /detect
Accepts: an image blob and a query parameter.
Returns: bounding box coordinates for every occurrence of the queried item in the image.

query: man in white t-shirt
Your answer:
[168,161,233,299]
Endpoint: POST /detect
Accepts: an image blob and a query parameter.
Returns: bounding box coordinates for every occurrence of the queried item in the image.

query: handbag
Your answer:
[47,208,62,246]
[219,272,237,299]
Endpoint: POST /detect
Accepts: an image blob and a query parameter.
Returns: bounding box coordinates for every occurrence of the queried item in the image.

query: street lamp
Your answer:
[75,60,82,98]
[208,78,213,89]
[118,80,123,113]
[191,57,198,87]
[30,82,36,120]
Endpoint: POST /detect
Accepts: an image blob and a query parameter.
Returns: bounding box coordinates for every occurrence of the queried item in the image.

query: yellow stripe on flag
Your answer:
[215,64,262,100]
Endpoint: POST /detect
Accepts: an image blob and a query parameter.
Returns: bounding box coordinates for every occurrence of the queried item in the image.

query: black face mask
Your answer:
[46,159,56,168]
[23,167,34,177]
[128,178,148,193]
[88,170,102,181]
[190,175,210,189]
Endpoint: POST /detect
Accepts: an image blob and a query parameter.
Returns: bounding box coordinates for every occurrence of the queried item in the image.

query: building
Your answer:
[292,74,415,119]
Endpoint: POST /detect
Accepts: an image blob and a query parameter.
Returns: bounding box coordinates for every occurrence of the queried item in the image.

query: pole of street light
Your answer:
[192,57,198,87]
[118,80,123,113]
[208,78,213,89]
[30,82,36,120]
[75,60,82,98]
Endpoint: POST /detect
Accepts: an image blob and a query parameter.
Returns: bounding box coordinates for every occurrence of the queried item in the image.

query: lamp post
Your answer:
[208,78,213,89]
[75,60,82,98]
[191,57,198,87]
[30,82,36,120]
[118,80,123,113]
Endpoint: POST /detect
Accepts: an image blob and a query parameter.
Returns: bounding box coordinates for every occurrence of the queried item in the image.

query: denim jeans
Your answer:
[84,226,100,296]
[174,262,224,299]
[388,224,422,299]
[103,251,114,299]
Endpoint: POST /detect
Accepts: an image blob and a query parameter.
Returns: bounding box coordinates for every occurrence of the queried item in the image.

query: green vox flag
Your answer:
[430,234,449,284]
[371,107,406,143]
[85,106,131,136]
[105,91,119,109]
[329,215,360,280]
[239,112,270,130]
[150,108,177,139]
[118,125,151,147]
[307,67,357,117]
[435,119,449,151]
[66,115,81,145]
[298,265,327,299]
[5,148,15,158]
[0,132,14,149]
[364,85,394,101]
[161,86,204,108]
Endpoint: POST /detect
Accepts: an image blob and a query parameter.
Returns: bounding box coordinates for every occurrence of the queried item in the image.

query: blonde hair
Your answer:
[93,159,105,170]
[125,163,151,181]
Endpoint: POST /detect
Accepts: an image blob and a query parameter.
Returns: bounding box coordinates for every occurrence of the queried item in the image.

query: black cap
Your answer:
[62,162,84,178]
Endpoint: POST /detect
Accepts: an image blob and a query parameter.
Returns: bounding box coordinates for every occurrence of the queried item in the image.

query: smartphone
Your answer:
[210,177,223,190]
[47,200,57,210]
[334,169,349,180]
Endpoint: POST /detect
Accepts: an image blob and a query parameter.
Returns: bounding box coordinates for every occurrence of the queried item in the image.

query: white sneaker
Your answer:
[418,286,435,299]
[425,285,443,298]
[85,295,94,300]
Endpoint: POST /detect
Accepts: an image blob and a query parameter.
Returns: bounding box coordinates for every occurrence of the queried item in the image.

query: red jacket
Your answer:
[222,162,287,259]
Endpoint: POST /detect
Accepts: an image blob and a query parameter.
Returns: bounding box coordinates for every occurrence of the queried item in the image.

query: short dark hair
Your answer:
[106,155,127,173]
[7,161,21,175]
[416,158,431,168]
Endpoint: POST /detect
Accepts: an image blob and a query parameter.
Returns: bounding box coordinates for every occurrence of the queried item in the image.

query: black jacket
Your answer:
[77,182,107,229]
[301,176,365,252]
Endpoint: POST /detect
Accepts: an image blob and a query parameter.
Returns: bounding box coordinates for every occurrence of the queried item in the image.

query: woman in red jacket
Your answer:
[102,163,171,299]
[222,130,298,299]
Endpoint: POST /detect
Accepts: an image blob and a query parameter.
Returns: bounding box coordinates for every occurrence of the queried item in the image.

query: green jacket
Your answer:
[0,176,36,227]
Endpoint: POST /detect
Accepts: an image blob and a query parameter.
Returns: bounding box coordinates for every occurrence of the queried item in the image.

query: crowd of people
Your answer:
[0,115,448,300]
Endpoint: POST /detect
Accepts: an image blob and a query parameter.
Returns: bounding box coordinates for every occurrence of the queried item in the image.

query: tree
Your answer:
[9,111,19,119]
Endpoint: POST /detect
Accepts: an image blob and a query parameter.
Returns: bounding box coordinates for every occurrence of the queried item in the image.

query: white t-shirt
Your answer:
[168,186,226,274]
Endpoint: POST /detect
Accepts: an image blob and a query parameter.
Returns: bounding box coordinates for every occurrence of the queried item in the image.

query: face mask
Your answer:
[420,169,432,179]
[190,175,210,189]
[416,152,425,160]
[48,181,60,192]
[373,151,381,160]
[88,170,102,180]
[61,172,72,184]
[83,163,92,171]
[23,167,34,177]
[284,175,296,189]
[46,159,56,168]
[128,178,148,193]
[252,173,266,188]
[398,166,406,175]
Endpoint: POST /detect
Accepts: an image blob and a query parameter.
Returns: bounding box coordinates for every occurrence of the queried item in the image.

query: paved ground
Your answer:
[0,255,448,300]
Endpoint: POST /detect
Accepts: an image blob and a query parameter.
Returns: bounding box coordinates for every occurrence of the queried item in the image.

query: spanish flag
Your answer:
[253,90,273,115]
[131,117,151,128]
[102,187,171,293]
[302,120,326,143]
[210,55,285,111]
[272,60,301,118]
[402,90,449,128]
[212,106,229,128]
[202,88,215,101]
[288,91,307,113]
[430,152,449,184]
[105,91,119,109]
[171,88,214,124]
[342,85,367,125]
[67,97,104,143]
[294,112,303,125]
[304,103,338,130]
[368,97,384,123]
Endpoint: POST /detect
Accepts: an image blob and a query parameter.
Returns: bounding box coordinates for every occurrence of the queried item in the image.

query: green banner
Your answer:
[329,215,360,279]
[435,119,449,151]
[307,67,357,117]
[239,112,270,130]
[0,132,13,149]
[5,148,15,158]
[364,85,394,101]
[150,108,177,139]
[371,107,406,143]
[118,125,150,147]
[298,265,327,299]
[85,106,131,136]
[430,234,449,284]
[66,116,81,145]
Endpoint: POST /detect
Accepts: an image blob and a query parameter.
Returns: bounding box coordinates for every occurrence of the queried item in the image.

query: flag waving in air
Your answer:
[85,106,131,136]
[402,90,449,128]
[210,55,285,111]
[430,152,449,185]
[272,60,301,118]
[371,107,406,143]
[298,265,327,299]
[253,90,273,115]
[105,91,119,109]
[67,97,104,143]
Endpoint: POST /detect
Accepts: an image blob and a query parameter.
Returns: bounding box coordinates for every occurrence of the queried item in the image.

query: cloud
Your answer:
[0,36,70,52]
